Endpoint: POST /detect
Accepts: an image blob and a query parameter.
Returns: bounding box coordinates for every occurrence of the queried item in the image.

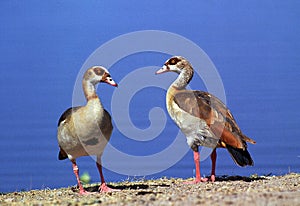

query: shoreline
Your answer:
[1,173,299,205]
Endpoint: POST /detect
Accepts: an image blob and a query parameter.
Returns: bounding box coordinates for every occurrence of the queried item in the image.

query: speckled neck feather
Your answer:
[82,79,98,101]
[172,65,194,90]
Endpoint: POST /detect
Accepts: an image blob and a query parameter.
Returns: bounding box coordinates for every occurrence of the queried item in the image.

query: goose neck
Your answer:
[172,67,194,90]
[82,80,98,101]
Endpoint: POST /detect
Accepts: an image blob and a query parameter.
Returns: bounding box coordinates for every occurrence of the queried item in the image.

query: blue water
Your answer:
[0,1,300,192]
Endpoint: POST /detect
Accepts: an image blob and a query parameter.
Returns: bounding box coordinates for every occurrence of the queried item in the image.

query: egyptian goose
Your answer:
[156,56,256,183]
[57,66,118,194]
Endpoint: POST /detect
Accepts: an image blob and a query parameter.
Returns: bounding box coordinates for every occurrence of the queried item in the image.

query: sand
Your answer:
[1,173,299,205]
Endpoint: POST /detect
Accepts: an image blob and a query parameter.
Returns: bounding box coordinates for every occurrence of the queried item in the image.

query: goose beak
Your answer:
[110,82,118,87]
[155,65,169,75]
[105,78,118,87]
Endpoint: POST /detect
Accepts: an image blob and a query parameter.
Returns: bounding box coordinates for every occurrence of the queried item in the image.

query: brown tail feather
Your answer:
[242,134,256,144]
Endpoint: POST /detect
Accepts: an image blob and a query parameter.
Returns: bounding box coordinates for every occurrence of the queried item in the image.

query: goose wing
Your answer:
[173,90,255,149]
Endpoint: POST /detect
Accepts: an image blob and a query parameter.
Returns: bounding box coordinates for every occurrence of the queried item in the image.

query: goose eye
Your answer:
[169,58,179,65]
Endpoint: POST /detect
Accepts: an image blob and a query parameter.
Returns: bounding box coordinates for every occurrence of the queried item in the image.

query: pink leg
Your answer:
[210,149,217,182]
[184,151,208,184]
[96,157,120,192]
[72,161,89,195]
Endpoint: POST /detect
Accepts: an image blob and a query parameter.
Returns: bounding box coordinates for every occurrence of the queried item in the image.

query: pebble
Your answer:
[0,174,299,205]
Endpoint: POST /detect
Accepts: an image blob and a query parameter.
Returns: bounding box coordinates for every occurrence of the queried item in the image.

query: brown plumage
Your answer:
[57,66,118,194]
[156,56,256,183]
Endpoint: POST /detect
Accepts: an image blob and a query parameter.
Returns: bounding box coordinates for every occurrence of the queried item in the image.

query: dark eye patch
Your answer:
[168,57,180,65]
[93,67,105,76]
[101,72,110,81]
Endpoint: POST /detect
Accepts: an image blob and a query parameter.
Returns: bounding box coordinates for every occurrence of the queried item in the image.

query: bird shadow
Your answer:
[76,182,170,193]
[214,175,266,182]
[72,175,265,193]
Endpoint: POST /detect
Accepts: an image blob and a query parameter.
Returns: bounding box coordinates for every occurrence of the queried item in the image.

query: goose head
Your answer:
[156,56,194,89]
[156,56,191,74]
[84,66,118,87]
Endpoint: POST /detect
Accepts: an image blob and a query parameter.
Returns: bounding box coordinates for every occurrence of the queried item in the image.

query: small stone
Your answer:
[4,198,14,202]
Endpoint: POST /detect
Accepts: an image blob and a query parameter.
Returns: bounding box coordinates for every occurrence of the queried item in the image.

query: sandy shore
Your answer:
[1,173,299,205]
